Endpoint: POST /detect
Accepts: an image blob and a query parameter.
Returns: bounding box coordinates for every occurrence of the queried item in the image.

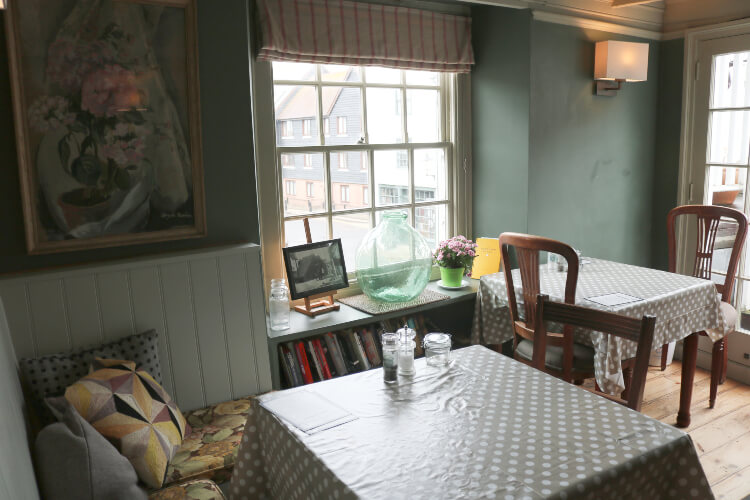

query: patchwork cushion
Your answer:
[165,397,253,485]
[515,339,595,373]
[35,399,148,500]
[20,329,162,425]
[148,479,226,500]
[64,358,188,488]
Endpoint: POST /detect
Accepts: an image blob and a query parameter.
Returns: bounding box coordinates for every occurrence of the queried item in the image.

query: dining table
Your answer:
[229,345,713,499]
[471,257,733,428]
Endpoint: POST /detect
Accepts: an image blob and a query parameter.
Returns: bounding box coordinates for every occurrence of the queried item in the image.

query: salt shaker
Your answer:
[396,324,416,377]
[381,332,399,383]
[268,278,291,331]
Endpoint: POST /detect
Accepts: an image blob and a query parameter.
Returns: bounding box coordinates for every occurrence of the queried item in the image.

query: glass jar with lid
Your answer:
[423,333,452,366]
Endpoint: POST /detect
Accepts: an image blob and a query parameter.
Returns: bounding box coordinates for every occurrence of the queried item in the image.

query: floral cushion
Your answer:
[165,397,253,485]
[148,479,226,500]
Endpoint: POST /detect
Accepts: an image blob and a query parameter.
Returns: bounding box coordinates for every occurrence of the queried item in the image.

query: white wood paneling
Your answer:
[0,244,270,412]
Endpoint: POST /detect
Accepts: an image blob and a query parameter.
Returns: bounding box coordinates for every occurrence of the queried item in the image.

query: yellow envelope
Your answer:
[471,238,501,279]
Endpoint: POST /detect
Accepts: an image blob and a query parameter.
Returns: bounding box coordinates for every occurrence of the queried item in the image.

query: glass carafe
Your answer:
[354,211,432,302]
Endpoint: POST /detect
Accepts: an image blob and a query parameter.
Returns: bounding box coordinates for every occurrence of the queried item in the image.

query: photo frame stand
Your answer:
[292,218,341,318]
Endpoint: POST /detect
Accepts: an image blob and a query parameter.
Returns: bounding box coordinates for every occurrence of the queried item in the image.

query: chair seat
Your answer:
[706,301,738,338]
[164,397,253,486]
[515,339,595,373]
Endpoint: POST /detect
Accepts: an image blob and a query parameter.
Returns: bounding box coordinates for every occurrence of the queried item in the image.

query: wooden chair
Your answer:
[499,232,594,383]
[660,204,748,408]
[534,294,656,411]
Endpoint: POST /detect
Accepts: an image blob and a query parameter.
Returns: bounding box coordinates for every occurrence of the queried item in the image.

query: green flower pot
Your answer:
[440,266,465,287]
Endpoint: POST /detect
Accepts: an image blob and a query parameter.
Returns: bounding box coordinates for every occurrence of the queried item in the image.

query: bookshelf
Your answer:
[266,280,479,389]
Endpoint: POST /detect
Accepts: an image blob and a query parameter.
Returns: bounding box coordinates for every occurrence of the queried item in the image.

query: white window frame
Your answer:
[281,120,293,138]
[337,116,347,136]
[285,179,296,195]
[337,152,348,170]
[252,62,472,296]
[281,154,294,169]
[306,181,314,198]
[341,184,350,202]
[302,118,312,138]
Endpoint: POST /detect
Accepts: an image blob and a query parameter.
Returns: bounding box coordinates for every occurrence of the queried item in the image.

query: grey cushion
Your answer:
[515,338,595,373]
[35,400,148,500]
[19,330,162,425]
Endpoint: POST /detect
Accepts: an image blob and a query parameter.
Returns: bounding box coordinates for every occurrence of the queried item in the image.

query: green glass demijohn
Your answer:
[355,211,432,302]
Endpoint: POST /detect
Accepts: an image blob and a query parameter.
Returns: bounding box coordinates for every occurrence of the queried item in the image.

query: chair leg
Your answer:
[660,343,669,371]
[720,337,728,384]
[621,366,633,401]
[709,340,724,409]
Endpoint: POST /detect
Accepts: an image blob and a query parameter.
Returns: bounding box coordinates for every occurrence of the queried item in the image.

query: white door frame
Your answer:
[676,17,750,274]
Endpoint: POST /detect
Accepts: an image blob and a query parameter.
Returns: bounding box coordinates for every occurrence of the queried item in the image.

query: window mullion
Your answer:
[325,151,333,239]
[315,66,325,147]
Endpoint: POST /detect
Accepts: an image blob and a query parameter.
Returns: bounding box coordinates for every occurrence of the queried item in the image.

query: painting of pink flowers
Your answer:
[6,0,204,253]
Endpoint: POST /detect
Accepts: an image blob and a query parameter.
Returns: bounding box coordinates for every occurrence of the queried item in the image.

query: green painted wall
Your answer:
[471,6,531,239]
[0,0,259,274]
[527,22,660,267]
[651,39,685,270]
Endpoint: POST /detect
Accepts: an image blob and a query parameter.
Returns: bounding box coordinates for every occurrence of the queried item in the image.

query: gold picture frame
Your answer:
[5,0,205,254]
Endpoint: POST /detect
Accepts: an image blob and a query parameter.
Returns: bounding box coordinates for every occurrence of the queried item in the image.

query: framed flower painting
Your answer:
[5,0,205,253]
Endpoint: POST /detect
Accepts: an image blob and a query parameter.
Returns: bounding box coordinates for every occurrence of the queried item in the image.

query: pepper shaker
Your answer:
[381,332,399,383]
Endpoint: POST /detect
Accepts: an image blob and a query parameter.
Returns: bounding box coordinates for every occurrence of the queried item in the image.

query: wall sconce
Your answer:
[594,41,649,96]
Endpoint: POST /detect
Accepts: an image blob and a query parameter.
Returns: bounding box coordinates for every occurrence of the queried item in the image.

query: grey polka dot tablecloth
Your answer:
[230,346,713,500]
[471,259,730,395]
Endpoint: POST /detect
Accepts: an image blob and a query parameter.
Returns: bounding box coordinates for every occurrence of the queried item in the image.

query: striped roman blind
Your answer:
[256,0,474,73]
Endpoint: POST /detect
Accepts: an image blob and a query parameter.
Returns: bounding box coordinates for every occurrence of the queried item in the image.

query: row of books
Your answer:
[279,314,435,388]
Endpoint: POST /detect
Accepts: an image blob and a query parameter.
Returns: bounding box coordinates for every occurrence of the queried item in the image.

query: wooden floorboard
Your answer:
[642,362,750,500]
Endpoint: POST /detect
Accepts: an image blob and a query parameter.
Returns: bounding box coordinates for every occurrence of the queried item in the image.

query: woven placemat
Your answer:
[338,288,450,315]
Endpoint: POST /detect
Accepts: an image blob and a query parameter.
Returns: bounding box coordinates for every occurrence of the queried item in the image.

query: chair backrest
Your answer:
[534,294,656,411]
[499,233,580,379]
[667,204,748,302]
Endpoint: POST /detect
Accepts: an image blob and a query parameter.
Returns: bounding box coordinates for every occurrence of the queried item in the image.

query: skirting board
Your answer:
[674,340,750,387]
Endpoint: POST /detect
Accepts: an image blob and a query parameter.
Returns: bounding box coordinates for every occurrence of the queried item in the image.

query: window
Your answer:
[285,180,296,195]
[281,120,293,138]
[306,182,314,197]
[397,151,408,169]
[281,155,294,169]
[260,61,466,276]
[337,116,347,136]
[302,119,312,137]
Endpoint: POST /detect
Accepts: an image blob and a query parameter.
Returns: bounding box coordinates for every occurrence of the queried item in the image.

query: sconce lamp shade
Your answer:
[594,41,649,82]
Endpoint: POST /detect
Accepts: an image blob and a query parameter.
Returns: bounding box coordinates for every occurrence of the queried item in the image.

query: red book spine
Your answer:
[313,339,333,379]
[295,341,314,384]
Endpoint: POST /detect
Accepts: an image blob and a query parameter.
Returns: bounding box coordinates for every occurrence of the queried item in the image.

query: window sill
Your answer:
[268,278,478,343]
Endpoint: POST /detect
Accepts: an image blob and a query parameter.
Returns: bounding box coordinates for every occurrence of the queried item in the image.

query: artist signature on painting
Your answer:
[160,212,193,221]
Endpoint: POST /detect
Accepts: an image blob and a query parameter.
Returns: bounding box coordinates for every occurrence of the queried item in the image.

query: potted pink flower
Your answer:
[433,236,478,287]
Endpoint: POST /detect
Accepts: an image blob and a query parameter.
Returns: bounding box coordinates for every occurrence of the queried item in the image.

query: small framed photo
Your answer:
[283,239,349,300]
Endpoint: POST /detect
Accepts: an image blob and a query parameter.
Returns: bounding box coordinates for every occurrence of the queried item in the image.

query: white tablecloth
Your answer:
[231,346,713,499]
[471,258,729,394]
